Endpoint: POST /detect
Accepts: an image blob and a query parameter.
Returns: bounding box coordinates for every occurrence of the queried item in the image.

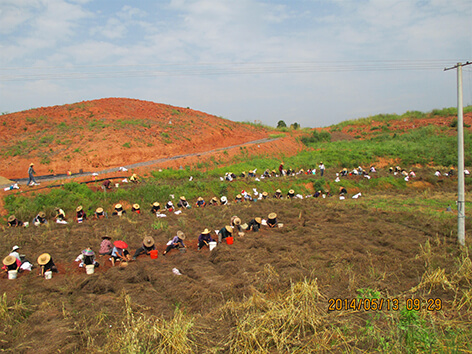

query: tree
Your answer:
[277,120,287,128]
[291,122,300,130]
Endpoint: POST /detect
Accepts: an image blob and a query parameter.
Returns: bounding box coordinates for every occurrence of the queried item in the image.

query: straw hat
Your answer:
[76,206,83,212]
[133,204,140,209]
[202,228,211,234]
[225,225,233,233]
[177,230,186,240]
[233,217,241,225]
[272,169,276,173]
[268,213,277,219]
[211,197,218,202]
[102,235,111,239]
[96,207,104,214]
[276,189,282,193]
[153,202,160,207]
[3,255,16,266]
[255,217,262,224]
[143,236,155,247]
[180,196,186,201]
[289,189,294,194]
[262,192,268,197]
[236,194,242,199]
[115,204,122,209]
[249,170,253,174]
[37,253,51,265]
[30,163,34,166]
[38,211,46,218]
[8,215,16,222]
[197,197,203,201]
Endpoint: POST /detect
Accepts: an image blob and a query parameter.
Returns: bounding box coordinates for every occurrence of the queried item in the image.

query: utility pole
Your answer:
[444,61,471,246]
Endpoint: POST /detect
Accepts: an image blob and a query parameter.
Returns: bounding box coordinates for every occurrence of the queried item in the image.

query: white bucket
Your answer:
[278,223,284,228]
[209,241,217,251]
[115,183,119,188]
[8,270,18,280]
[44,270,52,279]
[85,264,95,275]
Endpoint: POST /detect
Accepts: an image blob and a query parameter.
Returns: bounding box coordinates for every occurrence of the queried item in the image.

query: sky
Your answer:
[1,0,471,128]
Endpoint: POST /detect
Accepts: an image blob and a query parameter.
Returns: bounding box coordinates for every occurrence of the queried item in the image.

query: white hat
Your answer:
[12,245,20,251]
[221,196,227,202]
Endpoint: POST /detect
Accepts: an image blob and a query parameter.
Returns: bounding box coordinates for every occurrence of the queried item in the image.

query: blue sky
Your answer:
[1,0,471,127]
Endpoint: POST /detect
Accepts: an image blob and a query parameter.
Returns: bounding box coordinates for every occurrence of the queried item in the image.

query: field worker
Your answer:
[112,204,126,216]
[220,196,228,205]
[248,170,255,177]
[7,215,23,227]
[339,186,347,195]
[340,168,348,176]
[319,162,325,176]
[287,189,295,199]
[235,194,243,203]
[370,166,377,173]
[314,190,322,198]
[129,173,139,183]
[37,253,58,276]
[261,191,269,199]
[94,207,107,219]
[434,170,441,177]
[27,163,39,186]
[99,235,113,255]
[150,202,161,213]
[177,196,190,209]
[33,211,47,226]
[110,241,130,266]
[163,231,186,255]
[102,179,112,189]
[208,197,219,206]
[218,225,233,244]
[2,255,20,274]
[267,213,278,228]
[132,236,156,260]
[271,169,277,177]
[240,171,246,178]
[409,170,416,177]
[77,248,99,268]
[131,204,141,214]
[76,206,87,223]
[197,228,214,250]
[263,169,271,178]
[165,201,174,212]
[273,189,283,199]
[54,207,67,224]
[247,217,262,232]
[195,197,206,208]
[279,162,284,175]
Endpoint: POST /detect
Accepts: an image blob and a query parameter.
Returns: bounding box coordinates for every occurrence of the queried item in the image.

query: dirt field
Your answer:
[1,181,470,352]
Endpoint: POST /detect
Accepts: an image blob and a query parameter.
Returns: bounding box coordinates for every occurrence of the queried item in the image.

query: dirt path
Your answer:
[2,137,279,188]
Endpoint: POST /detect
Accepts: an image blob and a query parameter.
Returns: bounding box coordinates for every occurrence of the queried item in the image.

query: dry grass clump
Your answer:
[221,278,331,353]
[410,268,454,294]
[100,294,195,353]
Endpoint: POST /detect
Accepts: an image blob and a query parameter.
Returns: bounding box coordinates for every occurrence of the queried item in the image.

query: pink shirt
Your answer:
[99,239,112,254]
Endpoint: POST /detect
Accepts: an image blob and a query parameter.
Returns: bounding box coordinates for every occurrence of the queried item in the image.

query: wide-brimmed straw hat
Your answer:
[177,230,186,240]
[262,192,268,197]
[197,197,203,201]
[3,255,16,266]
[180,196,186,201]
[133,204,140,209]
[37,253,51,265]
[211,197,218,202]
[38,212,46,218]
[276,189,282,193]
[268,213,277,219]
[255,217,262,224]
[76,206,83,212]
[202,228,211,234]
[289,189,295,194]
[236,194,242,199]
[96,207,104,213]
[102,235,111,239]
[152,202,160,207]
[115,204,122,209]
[143,236,155,247]
[30,163,34,166]
[8,215,16,222]
[225,225,233,233]
[233,217,241,225]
